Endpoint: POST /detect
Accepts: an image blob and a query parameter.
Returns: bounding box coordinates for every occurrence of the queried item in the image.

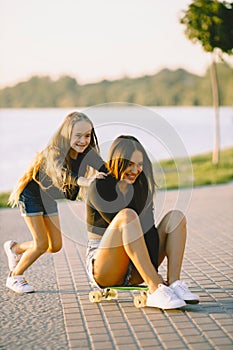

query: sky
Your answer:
[0,0,232,88]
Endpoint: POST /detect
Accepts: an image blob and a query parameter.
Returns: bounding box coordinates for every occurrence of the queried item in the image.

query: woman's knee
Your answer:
[164,210,187,233]
[117,208,139,225]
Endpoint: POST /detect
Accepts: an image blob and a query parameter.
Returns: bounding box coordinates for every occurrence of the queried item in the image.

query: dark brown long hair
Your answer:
[107,135,155,204]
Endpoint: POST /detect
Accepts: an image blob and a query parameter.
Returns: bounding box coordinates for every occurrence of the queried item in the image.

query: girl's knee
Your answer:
[34,241,49,255]
[49,242,62,253]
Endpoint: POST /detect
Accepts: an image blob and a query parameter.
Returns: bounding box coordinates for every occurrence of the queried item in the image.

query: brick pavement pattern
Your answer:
[1,183,232,350]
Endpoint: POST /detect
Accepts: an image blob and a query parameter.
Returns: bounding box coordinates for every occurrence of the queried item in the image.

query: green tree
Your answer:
[180,0,233,164]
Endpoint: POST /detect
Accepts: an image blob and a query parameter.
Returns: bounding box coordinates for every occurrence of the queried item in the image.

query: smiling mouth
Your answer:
[126,174,137,181]
[72,144,87,152]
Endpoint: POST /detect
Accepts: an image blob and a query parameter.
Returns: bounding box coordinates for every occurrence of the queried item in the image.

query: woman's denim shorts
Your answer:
[86,239,134,288]
[19,187,58,217]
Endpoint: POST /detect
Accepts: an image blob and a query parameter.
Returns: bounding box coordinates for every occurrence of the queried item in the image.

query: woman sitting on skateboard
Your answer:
[4,111,106,294]
[86,135,199,310]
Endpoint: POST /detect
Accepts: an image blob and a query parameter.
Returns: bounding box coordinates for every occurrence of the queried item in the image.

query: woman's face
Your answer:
[70,120,92,154]
[121,150,143,184]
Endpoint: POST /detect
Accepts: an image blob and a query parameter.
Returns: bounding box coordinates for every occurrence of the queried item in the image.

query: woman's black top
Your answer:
[86,173,159,270]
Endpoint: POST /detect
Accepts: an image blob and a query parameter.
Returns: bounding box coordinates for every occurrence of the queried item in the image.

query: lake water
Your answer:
[0,105,232,192]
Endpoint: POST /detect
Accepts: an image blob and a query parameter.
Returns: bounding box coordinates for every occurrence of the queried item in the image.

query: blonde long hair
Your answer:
[9,111,99,207]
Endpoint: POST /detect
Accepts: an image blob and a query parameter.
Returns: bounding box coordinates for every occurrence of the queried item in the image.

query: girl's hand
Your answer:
[95,172,107,179]
[78,172,107,187]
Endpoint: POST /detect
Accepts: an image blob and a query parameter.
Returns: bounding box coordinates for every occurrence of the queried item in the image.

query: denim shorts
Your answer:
[86,239,134,288]
[18,186,58,217]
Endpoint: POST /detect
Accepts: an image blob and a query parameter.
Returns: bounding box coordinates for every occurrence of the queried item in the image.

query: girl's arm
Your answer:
[77,172,106,187]
[61,149,107,201]
[63,149,107,187]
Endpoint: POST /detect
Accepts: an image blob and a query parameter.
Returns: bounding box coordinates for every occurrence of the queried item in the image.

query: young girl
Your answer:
[4,111,106,294]
[86,135,199,310]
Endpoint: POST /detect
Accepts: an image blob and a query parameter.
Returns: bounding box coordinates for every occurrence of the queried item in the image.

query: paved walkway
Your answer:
[0,183,232,350]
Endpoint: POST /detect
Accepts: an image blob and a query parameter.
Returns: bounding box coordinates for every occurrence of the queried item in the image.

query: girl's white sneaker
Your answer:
[4,240,22,271]
[146,284,186,309]
[6,274,34,294]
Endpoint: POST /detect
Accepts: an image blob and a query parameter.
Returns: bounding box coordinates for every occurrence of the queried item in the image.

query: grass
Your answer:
[0,192,11,208]
[156,147,233,190]
[0,147,232,208]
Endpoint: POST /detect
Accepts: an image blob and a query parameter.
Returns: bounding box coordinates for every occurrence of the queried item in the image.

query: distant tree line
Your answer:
[0,63,232,108]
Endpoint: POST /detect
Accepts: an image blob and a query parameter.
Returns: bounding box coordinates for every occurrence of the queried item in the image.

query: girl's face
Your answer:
[121,150,143,184]
[70,120,92,154]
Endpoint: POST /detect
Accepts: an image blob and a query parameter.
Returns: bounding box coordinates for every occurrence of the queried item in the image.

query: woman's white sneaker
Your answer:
[146,284,186,309]
[170,280,200,304]
[6,274,34,294]
[4,240,22,271]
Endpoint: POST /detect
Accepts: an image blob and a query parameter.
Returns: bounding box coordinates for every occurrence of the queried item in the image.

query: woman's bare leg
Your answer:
[93,208,162,293]
[157,210,186,285]
[12,215,62,276]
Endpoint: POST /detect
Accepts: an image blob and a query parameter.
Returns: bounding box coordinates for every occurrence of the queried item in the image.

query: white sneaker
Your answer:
[4,240,22,271]
[170,280,200,304]
[146,284,186,310]
[6,274,34,294]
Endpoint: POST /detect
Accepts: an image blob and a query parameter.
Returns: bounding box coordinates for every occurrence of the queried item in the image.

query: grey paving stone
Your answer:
[1,183,232,350]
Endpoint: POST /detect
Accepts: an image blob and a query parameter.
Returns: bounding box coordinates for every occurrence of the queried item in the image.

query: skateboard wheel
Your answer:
[134,295,147,308]
[89,291,102,303]
[106,289,118,300]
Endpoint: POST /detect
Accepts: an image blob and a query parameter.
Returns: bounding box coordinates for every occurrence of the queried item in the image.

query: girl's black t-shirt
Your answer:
[25,148,106,200]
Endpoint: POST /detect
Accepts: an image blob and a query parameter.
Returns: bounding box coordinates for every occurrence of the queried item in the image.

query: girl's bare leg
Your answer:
[44,216,62,253]
[13,216,62,254]
[12,215,62,276]
[157,210,186,285]
[12,241,33,255]
[93,208,162,294]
